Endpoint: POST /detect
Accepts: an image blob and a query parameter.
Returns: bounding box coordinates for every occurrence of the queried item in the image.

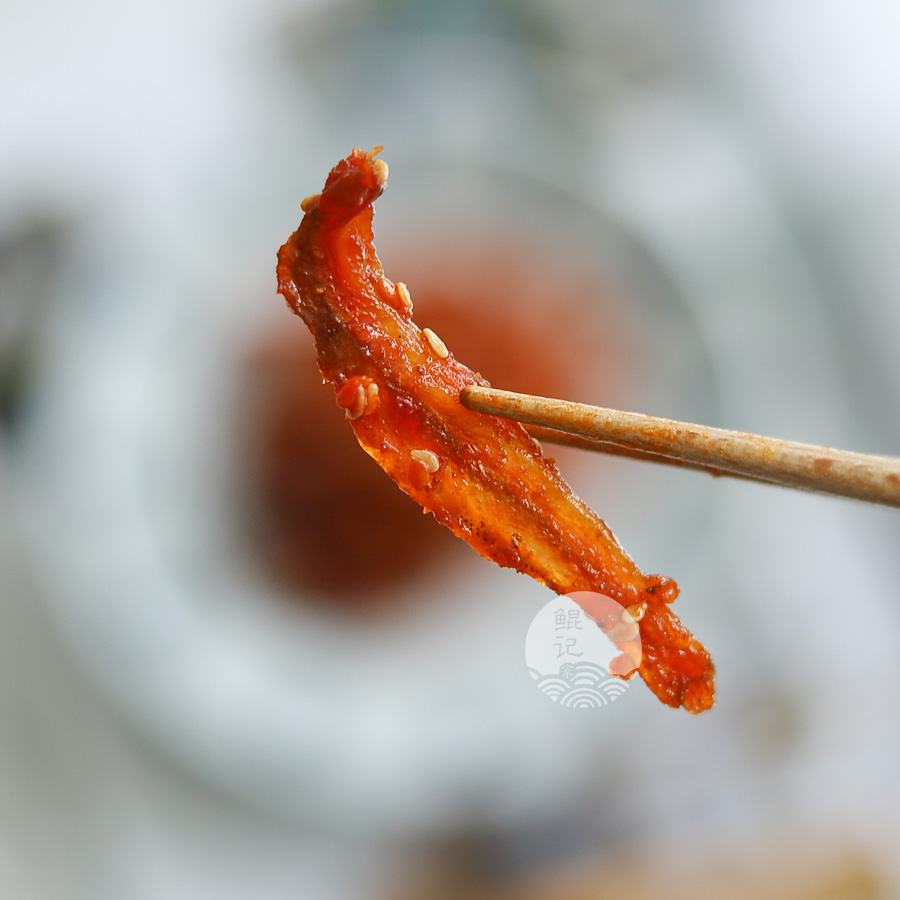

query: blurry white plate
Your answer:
[11,81,851,839]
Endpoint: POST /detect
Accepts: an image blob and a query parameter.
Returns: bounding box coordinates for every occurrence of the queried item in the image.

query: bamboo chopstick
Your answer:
[460,385,900,508]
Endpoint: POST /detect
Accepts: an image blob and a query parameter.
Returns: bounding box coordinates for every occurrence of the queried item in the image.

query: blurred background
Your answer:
[2,0,900,897]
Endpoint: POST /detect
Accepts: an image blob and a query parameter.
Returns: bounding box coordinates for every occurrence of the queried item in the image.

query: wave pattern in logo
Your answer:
[529,661,629,708]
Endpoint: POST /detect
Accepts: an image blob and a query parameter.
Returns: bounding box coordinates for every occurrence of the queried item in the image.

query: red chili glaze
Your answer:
[276,148,715,712]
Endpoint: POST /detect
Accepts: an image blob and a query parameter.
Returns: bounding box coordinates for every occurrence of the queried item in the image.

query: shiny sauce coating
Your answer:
[276,148,715,712]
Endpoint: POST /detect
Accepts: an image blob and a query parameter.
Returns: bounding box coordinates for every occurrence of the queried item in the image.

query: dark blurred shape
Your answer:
[390,840,887,899]
[0,213,68,431]
[243,324,453,601]
[241,230,619,605]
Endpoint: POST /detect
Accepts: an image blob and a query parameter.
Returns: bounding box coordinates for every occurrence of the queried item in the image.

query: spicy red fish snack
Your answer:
[276,148,715,712]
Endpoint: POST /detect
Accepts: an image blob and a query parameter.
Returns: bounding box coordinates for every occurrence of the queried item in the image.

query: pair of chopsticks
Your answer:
[460,386,900,508]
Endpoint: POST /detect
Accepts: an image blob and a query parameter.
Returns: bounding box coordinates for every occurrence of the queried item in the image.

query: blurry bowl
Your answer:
[10,81,857,843]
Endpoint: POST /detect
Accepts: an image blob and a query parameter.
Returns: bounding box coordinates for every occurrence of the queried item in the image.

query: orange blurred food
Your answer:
[243,234,617,606]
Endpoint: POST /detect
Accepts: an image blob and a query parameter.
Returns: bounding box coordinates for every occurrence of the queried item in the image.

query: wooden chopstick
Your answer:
[460,385,900,508]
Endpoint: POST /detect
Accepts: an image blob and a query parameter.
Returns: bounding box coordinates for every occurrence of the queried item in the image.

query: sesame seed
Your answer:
[346,385,366,419]
[300,193,320,212]
[423,327,449,359]
[396,281,413,311]
[410,449,440,473]
[335,379,366,419]
[364,381,379,414]
[626,601,648,623]
[607,614,640,643]
[373,159,389,186]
